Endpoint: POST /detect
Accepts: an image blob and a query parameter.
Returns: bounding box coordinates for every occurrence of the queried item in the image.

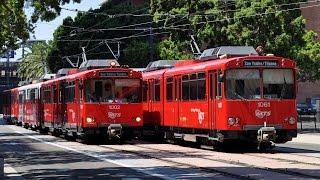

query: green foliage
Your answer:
[297,31,320,81]
[0,0,28,52]
[157,39,192,60]
[123,41,150,67]
[0,0,81,53]
[18,42,52,80]
[151,0,320,80]
[48,3,153,71]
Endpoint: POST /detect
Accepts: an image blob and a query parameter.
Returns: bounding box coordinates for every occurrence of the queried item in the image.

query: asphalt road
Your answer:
[0,122,160,179]
[1,116,320,180]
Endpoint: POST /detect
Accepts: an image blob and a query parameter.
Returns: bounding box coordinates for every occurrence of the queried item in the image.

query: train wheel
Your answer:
[23,123,29,129]
[39,127,48,134]
[52,128,61,137]
[64,132,75,141]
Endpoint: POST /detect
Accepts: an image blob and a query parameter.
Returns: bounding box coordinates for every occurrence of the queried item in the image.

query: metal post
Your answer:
[300,115,303,131]
[6,49,10,86]
[0,155,3,179]
[316,100,320,130]
[149,27,154,62]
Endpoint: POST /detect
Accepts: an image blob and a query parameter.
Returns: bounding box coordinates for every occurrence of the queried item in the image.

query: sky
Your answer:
[1,0,102,61]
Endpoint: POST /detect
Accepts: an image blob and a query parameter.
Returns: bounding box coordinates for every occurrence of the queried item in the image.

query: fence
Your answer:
[298,114,320,132]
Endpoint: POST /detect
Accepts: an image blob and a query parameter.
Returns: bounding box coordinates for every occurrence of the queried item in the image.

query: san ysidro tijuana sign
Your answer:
[244,60,278,67]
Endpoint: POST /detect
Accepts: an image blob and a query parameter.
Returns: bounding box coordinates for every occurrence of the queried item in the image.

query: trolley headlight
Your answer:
[228,117,240,126]
[288,117,296,125]
[86,117,95,123]
[110,61,117,67]
[135,117,142,122]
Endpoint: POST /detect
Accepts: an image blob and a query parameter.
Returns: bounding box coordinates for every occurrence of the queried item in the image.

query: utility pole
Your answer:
[6,49,10,86]
[148,27,154,62]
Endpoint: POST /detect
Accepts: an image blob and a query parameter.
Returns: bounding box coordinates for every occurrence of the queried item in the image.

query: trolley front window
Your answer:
[263,69,294,99]
[226,69,261,99]
[85,78,141,103]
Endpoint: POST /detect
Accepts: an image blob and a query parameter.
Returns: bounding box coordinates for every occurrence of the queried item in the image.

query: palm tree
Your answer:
[18,42,51,81]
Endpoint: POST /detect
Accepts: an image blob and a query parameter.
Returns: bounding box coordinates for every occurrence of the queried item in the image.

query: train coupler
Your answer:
[257,126,276,150]
[107,124,122,139]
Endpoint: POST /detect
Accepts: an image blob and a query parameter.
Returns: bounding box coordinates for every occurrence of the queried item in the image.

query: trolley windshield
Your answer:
[85,78,141,103]
[263,69,294,99]
[226,69,261,99]
[226,69,295,100]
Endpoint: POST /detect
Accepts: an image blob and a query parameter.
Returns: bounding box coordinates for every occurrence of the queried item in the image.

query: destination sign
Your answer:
[99,72,128,77]
[244,60,278,67]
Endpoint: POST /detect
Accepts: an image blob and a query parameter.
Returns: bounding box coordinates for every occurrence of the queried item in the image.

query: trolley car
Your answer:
[41,60,143,141]
[143,46,297,149]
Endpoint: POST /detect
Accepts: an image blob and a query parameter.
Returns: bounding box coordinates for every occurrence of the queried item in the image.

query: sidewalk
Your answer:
[293,133,320,145]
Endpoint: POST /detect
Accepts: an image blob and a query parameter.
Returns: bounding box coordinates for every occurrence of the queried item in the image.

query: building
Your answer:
[0,60,20,113]
[300,0,320,35]
[297,0,320,103]
[0,60,20,90]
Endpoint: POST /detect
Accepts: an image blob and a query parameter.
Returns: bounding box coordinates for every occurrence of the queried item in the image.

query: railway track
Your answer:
[99,141,320,179]
[6,125,320,180]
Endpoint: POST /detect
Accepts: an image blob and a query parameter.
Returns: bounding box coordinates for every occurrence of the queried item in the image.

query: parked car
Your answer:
[297,103,310,115]
[308,97,320,115]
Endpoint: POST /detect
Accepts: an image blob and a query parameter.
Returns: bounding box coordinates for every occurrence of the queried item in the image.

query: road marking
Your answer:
[11,128,172,180]
[4,164,25,180]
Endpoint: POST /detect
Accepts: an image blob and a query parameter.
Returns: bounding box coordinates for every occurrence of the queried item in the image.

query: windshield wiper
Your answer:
[280,76,287,99]
[229,90,246,100]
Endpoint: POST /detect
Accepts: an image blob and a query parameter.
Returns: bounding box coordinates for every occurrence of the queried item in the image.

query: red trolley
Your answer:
[41,60,143,141]
[143,46,297,149]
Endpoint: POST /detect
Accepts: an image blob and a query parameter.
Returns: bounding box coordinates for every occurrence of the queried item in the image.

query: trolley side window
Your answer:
[190,74,197,100]
[166,77,173,101]
[65,82,75,103]
[154,79,160,102]
[198,72,206,100]
[29,88,36,103]
[143,81,148,102]
[18,92,24,104]
[217,70,223,98]
[43,87,51,103]
[263,69,294,99]
[53,85,58,103]
[182,75,189,101]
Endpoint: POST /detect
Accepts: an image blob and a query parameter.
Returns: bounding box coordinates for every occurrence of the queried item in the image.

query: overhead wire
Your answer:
[55,1,320,58]
[54,0,318,34]
[60,0,319,18]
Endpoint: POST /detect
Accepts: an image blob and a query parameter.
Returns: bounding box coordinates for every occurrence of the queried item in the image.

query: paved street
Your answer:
[0,124,159,179]
[1,118,320,180]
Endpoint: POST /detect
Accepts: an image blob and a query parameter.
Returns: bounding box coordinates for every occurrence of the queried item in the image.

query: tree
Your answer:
[18,42,52,80]
[151,0,320,80]
[0,0,81,54]
[48,2,153,72]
